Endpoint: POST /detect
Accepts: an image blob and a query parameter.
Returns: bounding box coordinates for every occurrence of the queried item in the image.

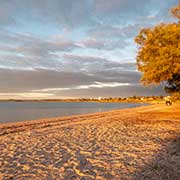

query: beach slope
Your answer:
[0,104,180,180]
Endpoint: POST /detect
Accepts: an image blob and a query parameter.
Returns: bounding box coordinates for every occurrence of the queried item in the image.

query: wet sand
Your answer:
[0,104,180,180]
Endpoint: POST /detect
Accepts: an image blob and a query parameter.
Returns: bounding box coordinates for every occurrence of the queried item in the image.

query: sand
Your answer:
[0,103,180,180]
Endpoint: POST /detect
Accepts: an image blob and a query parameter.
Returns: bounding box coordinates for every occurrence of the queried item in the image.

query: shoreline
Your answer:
[0,103,152,135]
[0,102,149,128]
[0,99,162,104]
[1,103,180,179]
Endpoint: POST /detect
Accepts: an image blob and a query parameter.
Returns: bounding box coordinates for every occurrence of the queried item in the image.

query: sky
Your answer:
[0,0,179,99]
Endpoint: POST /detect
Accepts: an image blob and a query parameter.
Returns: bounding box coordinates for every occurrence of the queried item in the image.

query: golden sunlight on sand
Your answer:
[0,104,180,179]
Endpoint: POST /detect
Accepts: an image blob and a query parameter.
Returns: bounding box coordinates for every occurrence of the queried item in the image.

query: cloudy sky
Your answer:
[0,0,178,99]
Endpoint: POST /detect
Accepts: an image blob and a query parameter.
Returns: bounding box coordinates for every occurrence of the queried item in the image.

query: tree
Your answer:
[171,2,180,19]
[135,3,180,93]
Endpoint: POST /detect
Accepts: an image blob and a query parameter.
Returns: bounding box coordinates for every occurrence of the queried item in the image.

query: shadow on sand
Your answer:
[132,136,180,180]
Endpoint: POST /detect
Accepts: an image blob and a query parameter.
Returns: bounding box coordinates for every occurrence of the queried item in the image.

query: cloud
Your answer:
[0,0,95,29]
[0,92,53,98]
[33,81,131,92]
[0,0,177,29]
[0,1,16,27]
[94,0,177,21]
[63,54,137,72]
[76,82,131,89]
[49,85,165,98]
[0,31,83,70]
[0,0,178,71]
[0,0,178,98]
[0,69,165,98]
[0,68,105,92]
[78,37,129,50]
[0,67,165,99]
[95,0,148,15]
[0,31,80,52]
[33,88,72,92]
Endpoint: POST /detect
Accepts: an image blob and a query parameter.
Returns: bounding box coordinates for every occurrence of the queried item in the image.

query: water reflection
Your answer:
[0,102,147,124]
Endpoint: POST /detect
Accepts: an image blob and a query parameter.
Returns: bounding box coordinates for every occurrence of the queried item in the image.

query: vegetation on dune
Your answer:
[135,2,180,98]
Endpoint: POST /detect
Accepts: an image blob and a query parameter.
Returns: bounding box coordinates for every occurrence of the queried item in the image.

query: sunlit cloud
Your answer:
[33,88,72,92]
[75,82,131,89]
[0,0,177,98]
[33,82,132,92]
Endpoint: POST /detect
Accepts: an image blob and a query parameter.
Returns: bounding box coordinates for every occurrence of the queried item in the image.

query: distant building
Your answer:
[98,97,102,101]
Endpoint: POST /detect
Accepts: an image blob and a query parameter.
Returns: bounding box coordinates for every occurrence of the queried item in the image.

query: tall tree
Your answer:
[171,2,180,19]
[135,3,180,93]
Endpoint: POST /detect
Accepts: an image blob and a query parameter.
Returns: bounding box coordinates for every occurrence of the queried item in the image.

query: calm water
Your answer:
[0,102,147,124]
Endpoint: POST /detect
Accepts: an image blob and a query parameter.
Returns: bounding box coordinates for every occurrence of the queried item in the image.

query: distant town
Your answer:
[0,95,173,103]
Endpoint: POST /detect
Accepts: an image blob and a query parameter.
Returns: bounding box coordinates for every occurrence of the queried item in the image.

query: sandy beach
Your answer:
[0,103,180,180]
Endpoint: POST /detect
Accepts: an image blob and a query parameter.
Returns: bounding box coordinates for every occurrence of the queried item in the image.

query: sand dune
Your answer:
[0,104,180,180]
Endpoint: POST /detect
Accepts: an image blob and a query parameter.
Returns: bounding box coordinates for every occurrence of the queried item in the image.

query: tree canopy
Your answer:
[135,3,180,93]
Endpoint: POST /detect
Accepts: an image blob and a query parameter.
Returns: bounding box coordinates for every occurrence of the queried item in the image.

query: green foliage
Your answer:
[135,3,180,93]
